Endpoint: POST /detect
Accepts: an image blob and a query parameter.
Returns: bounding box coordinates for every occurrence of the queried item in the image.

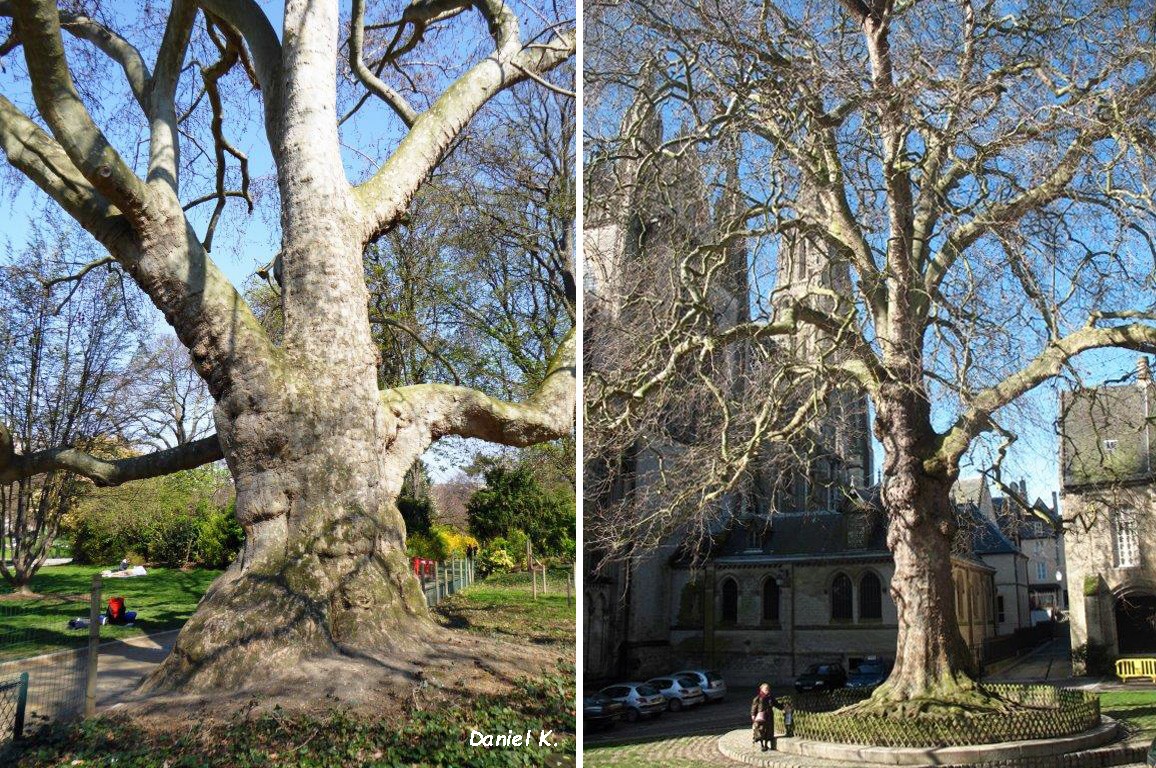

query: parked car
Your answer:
[673,669,727,702]
[646,676,705,711]
[794,662,847,693]
[599,682,668,721]
[847,659,891,691]
[584,692,625,729]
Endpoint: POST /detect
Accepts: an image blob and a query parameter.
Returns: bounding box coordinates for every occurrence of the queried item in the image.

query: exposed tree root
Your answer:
[836,679,1025,720]
[116,630,572,722]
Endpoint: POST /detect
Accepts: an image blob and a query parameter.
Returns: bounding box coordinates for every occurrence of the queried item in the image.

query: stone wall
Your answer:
[1063,483,1156,672]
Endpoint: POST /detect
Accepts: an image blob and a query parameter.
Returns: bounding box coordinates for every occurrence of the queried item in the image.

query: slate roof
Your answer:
[964,506,1020,556]
[719,510,889,558]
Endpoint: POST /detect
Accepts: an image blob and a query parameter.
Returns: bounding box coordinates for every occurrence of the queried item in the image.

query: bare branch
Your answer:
[356,28,575,239]
[0,95,130,244]
[382,328,574,447]
[9,0,150,222]
[0,424,223,487]
[349,0,419,127]
[941,322,1156,461]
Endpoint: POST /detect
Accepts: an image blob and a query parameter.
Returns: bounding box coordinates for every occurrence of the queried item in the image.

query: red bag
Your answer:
[108,596,126,623]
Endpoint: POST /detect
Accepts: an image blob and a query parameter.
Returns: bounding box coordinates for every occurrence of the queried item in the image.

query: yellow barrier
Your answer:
[1115,658,1156,683]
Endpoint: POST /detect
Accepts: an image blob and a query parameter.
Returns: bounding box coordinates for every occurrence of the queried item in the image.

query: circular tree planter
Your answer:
[718,686,1137,768]
[786,685,1101,748]
[718,719,1127,767]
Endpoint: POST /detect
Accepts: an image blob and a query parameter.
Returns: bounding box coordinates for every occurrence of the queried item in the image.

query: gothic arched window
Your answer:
[831,573,853,622]
[859,572,883,620]
[720,578,739,624]
[762,578,780,622]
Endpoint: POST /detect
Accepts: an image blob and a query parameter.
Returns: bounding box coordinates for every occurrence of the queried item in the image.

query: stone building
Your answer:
[953,479,1031,637]
[991,483,1068,619]
[658,504,998,684]
[1061,358,1156,671]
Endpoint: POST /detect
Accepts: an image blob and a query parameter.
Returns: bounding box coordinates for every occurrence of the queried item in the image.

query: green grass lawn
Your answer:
[435,569,576,645]
[0,563,220,661]
[1100,691,1156,736]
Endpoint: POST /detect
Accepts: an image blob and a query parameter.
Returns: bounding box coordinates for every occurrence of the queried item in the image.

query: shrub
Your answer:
[479,546,517,576]
[407,525,479,561]
[197,506,245,569]
[399,494,433,536]
[466,465,574,557]
[406,531,448,561]
[68,469,242,567]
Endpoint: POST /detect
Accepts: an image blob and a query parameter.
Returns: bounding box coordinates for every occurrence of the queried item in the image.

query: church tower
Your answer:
[771,180,873,496]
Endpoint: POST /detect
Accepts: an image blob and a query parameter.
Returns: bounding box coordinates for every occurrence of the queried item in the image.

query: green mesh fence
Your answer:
[0,603,89,739]
[0,671,28,754]
[775,684,1100,748]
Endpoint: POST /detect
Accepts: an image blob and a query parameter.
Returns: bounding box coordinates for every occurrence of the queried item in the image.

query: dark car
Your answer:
[847,659,891,691]
[584,693,625,730]
[794,662,847,693]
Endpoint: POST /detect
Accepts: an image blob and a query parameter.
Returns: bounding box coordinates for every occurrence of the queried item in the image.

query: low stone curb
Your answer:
[718,724,1149,768]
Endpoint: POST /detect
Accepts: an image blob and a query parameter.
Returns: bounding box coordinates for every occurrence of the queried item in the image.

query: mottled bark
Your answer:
[144,401,429,690]
[864,383,979,710]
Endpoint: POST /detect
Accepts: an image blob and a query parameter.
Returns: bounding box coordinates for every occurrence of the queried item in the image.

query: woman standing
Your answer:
[750,683,781,751]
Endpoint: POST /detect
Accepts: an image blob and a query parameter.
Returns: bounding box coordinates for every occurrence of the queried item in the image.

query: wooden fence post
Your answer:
[85,573,101,717]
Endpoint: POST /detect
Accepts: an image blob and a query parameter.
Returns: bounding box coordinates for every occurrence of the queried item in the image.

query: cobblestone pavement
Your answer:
[585,734,744,767]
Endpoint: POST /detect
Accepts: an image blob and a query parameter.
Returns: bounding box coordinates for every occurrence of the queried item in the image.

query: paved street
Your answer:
[586,696,755,747]
[585,638,1156,765]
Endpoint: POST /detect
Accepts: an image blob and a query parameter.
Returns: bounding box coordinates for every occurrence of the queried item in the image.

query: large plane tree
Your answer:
[586,0,1156,713]
[0,0,574,692]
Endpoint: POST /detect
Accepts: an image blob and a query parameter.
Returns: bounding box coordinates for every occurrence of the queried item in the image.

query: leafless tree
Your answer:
[586,0,1156,712]
[0,0,573,693]
[0,233,145,591]
[114,335,215,450]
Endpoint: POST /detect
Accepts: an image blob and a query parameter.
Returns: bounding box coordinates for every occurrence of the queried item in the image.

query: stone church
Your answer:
[1062,357,1156,672]
[583,86,1005,685]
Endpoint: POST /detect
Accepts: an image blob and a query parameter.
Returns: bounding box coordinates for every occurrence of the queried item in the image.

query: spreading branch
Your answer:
[349,0,419,127]
[940,322,1156,462]
[355,17,574,239]
[0,424,223,487]
[382,328,574,448]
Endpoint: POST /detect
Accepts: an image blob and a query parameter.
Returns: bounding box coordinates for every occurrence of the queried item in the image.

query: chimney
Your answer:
[1139,356,1152,383]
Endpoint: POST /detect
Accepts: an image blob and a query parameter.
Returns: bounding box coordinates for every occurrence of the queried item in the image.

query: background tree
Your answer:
[0,0,574,694]
[115,335,215,451]
[0,229,145,591]
[586,0,1156,713]
[468,462,575,557]
[69,465,240,568]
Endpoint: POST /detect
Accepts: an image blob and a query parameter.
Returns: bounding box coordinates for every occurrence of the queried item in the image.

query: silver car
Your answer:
[599,682,668,721]
[647,675,705,711]
[673,669,727,702]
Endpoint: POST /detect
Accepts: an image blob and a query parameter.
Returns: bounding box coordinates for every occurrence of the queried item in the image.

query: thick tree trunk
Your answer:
[875,474,977,704]
[143,394,431,692]
[862,385,982,712]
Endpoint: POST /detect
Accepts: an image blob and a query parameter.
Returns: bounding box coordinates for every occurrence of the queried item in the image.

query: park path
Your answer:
[0,629,177,729]
[91,629,177,707]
